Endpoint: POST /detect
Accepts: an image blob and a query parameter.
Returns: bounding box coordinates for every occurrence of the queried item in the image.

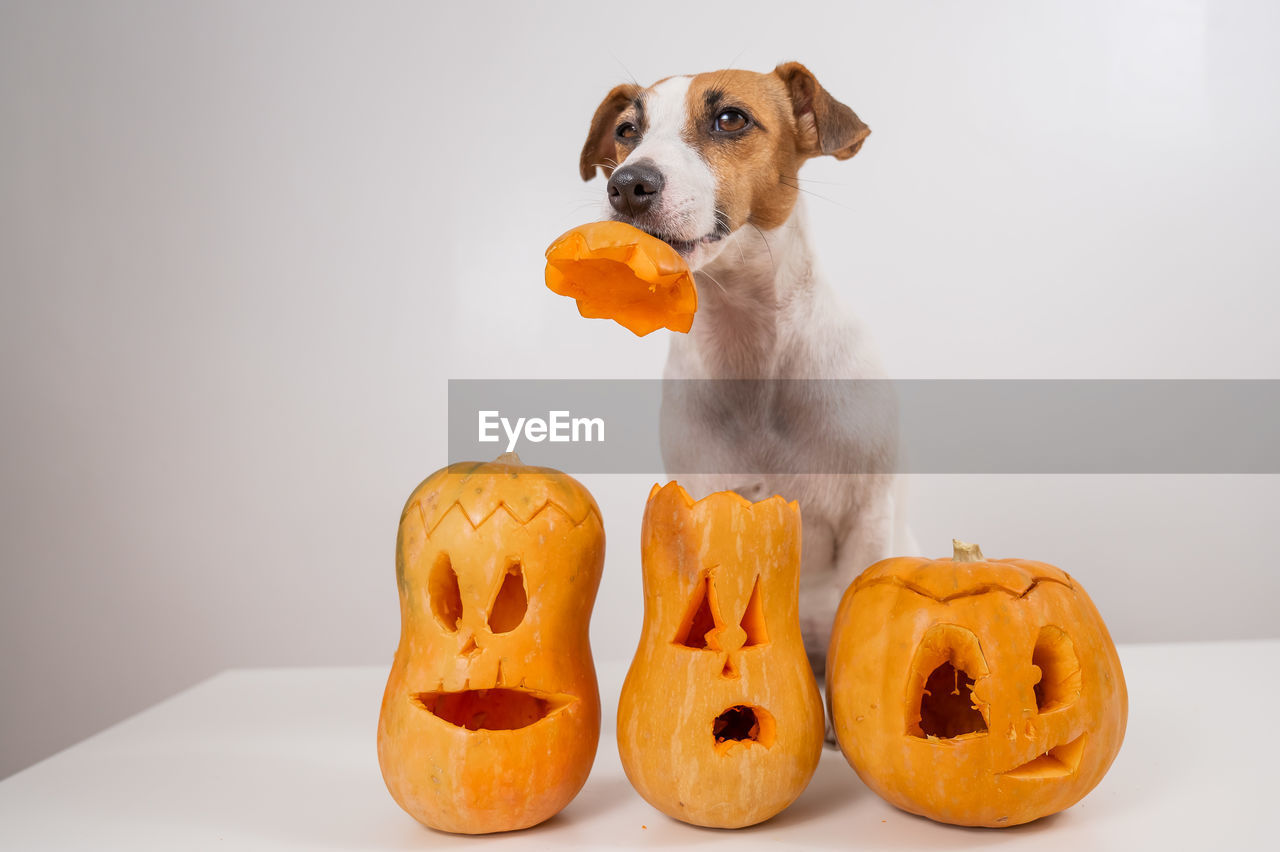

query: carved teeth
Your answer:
[1001,733,1087,778]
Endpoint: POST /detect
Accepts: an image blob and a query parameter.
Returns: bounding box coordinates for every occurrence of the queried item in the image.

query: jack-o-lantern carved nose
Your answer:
[457,630,480,658]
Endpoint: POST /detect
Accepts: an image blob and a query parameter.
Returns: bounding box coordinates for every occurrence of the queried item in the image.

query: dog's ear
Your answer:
[579,83,641,181]
[774,62,869,160]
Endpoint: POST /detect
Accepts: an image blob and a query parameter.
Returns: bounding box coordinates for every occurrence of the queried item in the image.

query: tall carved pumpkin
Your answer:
[617,482,824,828]
[377,453,605,834]
[827,540,1128,827]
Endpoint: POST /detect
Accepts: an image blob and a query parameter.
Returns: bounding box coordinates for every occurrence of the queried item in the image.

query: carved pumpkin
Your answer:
[545,220,697,336]
[827,540,1128,828]
[377,453,605,834]
[617,482,824,828]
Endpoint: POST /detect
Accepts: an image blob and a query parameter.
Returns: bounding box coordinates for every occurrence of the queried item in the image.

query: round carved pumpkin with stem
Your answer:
[377,453,605,834]
[617,482,824,828]
[827,540,1128,828]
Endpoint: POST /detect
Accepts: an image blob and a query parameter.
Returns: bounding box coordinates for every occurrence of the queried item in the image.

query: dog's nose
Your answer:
[607,161,665,217]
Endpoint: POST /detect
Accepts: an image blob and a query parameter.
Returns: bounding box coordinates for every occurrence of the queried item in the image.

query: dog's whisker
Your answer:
[749,222,776,276]
[708,48,748,95]
[783,175,851,186]
[713,207,733,237]
[778,177,852,212]
[711,206,744,264]
[609,51,641,91]
[779,173,832,185]
[697,267,731,297]
[724,47,747,75]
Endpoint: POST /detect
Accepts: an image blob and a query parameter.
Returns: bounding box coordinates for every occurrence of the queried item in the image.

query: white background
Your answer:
[2,0,1277,780]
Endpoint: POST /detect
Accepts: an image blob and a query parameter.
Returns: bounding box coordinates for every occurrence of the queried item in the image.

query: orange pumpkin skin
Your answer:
[827,543,1128,828]
[545,220,697,336]
[377,455,605,834]
[617,483,824,828]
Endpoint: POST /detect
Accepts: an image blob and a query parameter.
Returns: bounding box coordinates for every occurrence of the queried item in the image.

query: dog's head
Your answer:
[580,63,869,270]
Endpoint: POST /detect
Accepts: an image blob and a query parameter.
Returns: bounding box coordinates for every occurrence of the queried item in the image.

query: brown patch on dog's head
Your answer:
[681,70,796,232]
[580,83,641,181]
[683,64,870,233]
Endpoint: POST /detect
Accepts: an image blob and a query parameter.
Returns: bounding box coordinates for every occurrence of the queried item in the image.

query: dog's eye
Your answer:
[616,122,639,141]
[713,109,749,133]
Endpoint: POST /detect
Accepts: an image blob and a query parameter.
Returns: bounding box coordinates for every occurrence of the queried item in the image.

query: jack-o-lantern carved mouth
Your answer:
[1001,733,1086,779]
[412,688,575,731]
[712,704,777,753]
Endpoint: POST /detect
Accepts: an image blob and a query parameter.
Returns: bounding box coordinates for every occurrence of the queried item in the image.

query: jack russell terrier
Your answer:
[580,63,916,681]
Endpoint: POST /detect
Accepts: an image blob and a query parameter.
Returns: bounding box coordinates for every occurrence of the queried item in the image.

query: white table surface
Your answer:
[0,641,1271,850]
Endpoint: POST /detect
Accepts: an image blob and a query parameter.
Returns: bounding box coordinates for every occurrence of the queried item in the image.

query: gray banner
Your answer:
[447,380,1280,474]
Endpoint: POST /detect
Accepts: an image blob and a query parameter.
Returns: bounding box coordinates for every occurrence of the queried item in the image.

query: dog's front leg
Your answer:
[832,475,898,593]
[812,476,897,745]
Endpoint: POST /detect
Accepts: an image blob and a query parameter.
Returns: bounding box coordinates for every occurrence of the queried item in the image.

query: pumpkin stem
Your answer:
[952,539,985,562]
[494,451,525,467]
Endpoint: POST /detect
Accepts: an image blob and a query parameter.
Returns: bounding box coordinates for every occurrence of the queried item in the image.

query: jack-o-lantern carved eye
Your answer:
[673,574,769,649]
[427,556,528,636]
[739,578,768,647]
[907,624,990,740]
[429,553,463,632]
[1032,625,1082,713]
[488,561,528,634]
[674,574,718,649]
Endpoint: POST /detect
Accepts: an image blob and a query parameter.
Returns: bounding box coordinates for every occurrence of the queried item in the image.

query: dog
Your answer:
[579,63,915,682]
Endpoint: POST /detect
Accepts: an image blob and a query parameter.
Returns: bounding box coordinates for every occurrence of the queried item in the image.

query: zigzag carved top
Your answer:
[852,556,1074,602]
[402,459,601,538]
[415,497,600,539]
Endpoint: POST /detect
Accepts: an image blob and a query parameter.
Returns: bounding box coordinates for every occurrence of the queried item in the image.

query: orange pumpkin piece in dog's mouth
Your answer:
[545,221,697,336]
